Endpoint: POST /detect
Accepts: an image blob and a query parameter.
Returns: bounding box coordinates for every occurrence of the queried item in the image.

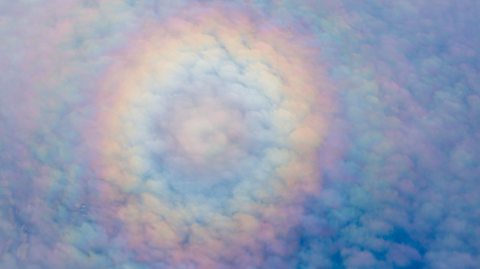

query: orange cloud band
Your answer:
[89,5,334,268]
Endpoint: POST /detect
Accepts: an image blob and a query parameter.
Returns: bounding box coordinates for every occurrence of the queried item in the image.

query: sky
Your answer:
[0,0,479,268]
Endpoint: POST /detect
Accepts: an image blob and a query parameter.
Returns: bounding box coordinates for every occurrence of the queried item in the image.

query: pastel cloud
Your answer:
[0,1,479,268]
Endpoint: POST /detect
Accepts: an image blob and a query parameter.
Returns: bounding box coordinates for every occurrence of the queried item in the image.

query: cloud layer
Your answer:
[0,1,479,268]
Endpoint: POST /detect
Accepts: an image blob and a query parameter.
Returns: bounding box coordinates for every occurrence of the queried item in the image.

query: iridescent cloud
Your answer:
[0,1,479,268]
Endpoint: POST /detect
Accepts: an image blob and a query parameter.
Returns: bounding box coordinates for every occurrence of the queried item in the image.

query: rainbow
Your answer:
[86,5,334,268]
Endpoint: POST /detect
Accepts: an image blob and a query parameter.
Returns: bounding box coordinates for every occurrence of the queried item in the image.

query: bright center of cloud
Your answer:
[164,97,247,176]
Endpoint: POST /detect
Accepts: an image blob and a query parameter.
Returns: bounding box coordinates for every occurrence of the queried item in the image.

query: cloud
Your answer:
[0,0,479,268]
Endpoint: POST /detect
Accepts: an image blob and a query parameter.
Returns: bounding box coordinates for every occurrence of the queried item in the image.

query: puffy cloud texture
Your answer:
[0,1,479,268]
